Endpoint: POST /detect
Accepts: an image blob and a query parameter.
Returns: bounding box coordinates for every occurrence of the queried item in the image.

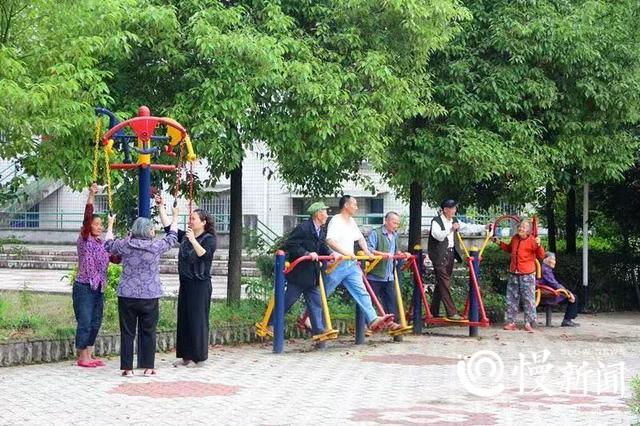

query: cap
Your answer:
[441,199,457,209]
[307,201,330,216]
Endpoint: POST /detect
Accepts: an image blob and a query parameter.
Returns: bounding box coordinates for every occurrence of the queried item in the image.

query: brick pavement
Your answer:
[0,313,638,425]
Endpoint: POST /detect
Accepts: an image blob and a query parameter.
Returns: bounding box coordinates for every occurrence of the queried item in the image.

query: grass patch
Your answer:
[0,289,358,342]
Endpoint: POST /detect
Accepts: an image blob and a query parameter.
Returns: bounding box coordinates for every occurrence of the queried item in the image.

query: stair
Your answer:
[0,248,261,277]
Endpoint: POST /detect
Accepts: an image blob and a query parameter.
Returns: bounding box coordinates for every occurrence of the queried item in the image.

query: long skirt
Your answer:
[176,276,212,362]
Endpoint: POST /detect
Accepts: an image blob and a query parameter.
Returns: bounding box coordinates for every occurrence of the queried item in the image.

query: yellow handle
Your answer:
[364,257,382,273]
[478,227,493,257]
[184,135,196,162]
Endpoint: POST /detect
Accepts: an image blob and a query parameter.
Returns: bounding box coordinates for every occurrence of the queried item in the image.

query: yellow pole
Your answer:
[478,228,493,257]
[393,267,408,327]
[456,232,470,259]
[317,267,335,332]
[255,296,275,337]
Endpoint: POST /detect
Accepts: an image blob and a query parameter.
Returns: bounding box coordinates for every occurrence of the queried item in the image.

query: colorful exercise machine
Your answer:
[93,106,196,218]
[258,252,419,353]
[92,106,196,367]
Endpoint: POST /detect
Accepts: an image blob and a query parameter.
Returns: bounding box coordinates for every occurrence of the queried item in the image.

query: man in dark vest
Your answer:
[367,211,410,329]
[270,202,336,344]
[427,199,485,320]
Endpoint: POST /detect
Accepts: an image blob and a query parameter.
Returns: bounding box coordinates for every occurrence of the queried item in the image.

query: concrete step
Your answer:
[0,259,261,277]
[0,244,259,261]
[0,253,258,268]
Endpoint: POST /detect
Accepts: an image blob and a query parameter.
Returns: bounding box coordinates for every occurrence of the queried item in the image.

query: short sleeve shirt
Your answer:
[326,214,363,256]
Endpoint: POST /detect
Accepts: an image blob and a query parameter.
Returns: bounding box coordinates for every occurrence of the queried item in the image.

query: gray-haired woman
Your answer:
[104,208,179,377]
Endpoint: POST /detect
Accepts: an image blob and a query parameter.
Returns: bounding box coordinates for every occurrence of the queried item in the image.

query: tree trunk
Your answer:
[408,181,423,251]
[545,183,556,253]
[565,185,577,254]
[227,162,243,304]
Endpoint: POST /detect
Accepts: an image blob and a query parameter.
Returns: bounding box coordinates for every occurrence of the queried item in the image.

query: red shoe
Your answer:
[523,323,535,333]
[91,359,106,367]
[503,322,517,331]
[77,360,96,368]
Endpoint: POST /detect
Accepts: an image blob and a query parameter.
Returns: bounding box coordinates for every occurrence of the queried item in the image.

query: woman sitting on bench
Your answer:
[541,252,580,327]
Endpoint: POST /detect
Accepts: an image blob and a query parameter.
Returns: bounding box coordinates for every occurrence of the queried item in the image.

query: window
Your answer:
[94,194,109,214]
[367,198,384,225]
[11,204,39,228]
[199,193,230,232]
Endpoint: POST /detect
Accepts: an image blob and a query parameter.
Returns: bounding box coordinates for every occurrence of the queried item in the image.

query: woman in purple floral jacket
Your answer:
[105,206,179,377]
[75,183,120,368]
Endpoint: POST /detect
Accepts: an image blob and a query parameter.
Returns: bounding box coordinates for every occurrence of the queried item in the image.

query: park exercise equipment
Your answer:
[92,106,196,367]
[407,227,493,336]
[255,255,339,342]
[360,253,413,337]
[93,106,196,217]
[493,215,560,311]
[262,252,426,353]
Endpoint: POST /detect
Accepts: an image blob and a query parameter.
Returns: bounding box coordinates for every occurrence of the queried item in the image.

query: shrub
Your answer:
[631,375,640,415]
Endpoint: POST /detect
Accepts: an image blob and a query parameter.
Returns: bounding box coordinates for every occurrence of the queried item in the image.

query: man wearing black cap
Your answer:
[427,199,484,320]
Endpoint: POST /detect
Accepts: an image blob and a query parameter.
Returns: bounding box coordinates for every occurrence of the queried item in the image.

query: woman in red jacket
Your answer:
[495,219,545,333]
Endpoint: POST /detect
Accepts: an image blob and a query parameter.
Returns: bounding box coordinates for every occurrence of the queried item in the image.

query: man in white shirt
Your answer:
[427,199,485,320]
[324,195,391,331]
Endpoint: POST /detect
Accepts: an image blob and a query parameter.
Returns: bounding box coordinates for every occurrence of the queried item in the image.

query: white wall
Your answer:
[4,147,440,235]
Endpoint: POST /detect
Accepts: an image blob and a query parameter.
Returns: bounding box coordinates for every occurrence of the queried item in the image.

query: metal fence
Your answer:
[0,211,231,233]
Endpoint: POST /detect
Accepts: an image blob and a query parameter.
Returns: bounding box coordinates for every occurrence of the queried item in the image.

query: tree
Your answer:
[0,0,181,196]
[2,0,468,303]
[378,0,640,254]
[99,0,469,302]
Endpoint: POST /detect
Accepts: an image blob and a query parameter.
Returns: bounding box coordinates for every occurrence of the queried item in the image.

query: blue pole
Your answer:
[273,251,286,353]
[355,305,366,344]
[412,245,424,335]
[469,249,480,337]
[135,166,152,368]
[138,165,151,218]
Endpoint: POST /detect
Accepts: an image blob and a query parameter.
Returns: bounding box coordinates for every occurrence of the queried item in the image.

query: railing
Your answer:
[256,218,280,247]
[0,211,233,232]
[0,161,22,187]
[292,214,496,229]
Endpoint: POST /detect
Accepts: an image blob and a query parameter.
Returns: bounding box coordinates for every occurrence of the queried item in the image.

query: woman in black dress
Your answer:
[155,195,217,367]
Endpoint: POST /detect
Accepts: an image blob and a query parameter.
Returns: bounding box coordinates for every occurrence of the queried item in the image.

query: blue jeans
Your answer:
[269,281,325,335]
[323,260,378,324]
[72,281,104,349]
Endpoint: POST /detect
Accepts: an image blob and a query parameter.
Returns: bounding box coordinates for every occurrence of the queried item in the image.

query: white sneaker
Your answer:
[186,361,205,368]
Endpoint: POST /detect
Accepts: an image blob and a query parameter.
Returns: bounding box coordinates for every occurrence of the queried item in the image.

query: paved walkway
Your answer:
[0,313,638,425]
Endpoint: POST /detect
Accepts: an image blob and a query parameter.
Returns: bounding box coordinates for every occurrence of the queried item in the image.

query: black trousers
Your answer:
[118,297,159,370]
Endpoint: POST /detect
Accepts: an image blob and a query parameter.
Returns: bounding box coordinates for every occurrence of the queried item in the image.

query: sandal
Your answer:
[91,358,106,367]
[121,370,134,377]
[143,369,157,376]
[77,360,96,368]
[388,322,403,331]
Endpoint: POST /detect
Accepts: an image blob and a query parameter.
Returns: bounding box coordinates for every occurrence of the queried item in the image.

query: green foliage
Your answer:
[379,0,640,212]
[242,277,272,302]
[631,375,640,415]
[255,254,275,281]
